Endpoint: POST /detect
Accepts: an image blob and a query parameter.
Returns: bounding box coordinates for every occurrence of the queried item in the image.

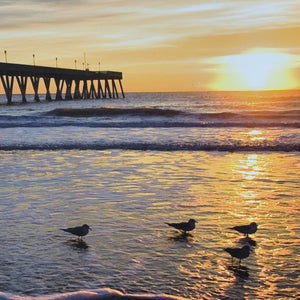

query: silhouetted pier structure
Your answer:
[0,62,124,104]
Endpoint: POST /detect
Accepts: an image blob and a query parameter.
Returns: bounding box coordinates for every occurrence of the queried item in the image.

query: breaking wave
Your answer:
[46,107,300,122]
[0,141,299,152]
[0,107,299,128]
[46,107,182,117]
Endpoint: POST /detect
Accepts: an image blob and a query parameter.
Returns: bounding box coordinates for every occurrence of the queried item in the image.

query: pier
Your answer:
[0,62,124,104]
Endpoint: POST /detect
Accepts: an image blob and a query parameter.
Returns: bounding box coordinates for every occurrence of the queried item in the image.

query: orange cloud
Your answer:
[1,0,300,91]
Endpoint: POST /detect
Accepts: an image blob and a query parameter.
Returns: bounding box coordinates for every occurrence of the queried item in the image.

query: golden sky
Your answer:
[0,0,300,92]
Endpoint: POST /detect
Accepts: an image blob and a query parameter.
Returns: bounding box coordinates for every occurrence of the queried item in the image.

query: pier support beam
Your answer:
[65,79,73,100]
[112,79,119,99]
[73,80,81,99]
[55,78,64,100]
[30,76,40,102]
[89,80,97,99]
[0,75,14,105]
[16,76,28,103]
[97,79,105,99]
[119,79,125,98]
[43,77,52,101]
[104,79,112,98]
[82,80,89,99]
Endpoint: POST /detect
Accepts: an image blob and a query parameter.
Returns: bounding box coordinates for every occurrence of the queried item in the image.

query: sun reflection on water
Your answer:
[0,150,298,299]
[239,129,270,147]
[246,130,265,141]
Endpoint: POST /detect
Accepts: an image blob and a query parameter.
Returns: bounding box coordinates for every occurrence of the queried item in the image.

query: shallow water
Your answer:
[0,150,299,299]
[0,91,299,299]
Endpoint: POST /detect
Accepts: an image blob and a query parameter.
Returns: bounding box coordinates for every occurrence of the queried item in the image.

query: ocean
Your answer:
[0,91,299,299]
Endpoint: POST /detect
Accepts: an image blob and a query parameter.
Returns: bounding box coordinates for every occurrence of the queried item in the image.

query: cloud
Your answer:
[1,0,299,48]
[1,0,299,90]
[1,0,298,33]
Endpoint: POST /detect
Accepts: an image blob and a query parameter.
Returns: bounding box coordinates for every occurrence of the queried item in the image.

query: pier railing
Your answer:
[0,62,125,104]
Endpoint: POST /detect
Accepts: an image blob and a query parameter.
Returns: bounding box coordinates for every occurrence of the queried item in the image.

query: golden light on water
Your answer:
[239,154,261,181]
[154,151,299,298]
[1,149,299,298]
[239,129,268,145]
[212,49,298,91]
[246,130,265,142]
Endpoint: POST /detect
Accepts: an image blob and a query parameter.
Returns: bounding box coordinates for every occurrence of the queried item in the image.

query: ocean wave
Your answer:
[46,107,182,117]
[46,107,300,121]
[197,110,300,120]
[1,122,299,129]
[0,288,186,300]
[0,117,299,129]
[1,107,299,129]
[0,142,299,152]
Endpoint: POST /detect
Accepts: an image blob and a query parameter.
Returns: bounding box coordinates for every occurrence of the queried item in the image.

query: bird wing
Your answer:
[61,226,81,235]
[232,225,249,233]
[166,222,186,230]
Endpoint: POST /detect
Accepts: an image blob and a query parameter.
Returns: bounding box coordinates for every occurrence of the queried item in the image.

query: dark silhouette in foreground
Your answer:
[166,219,197,233]
[224,245,250,268]
[230,222,257,237]
[61,224,91,240]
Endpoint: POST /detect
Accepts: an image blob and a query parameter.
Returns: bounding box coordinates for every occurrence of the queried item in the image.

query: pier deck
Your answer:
[0,62,124,104]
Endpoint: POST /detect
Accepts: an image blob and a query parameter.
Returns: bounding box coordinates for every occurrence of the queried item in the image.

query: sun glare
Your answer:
[212,50,298,91]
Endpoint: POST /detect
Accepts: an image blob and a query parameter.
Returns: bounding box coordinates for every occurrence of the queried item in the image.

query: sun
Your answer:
[211,49,298,91]
[239,53,279,89]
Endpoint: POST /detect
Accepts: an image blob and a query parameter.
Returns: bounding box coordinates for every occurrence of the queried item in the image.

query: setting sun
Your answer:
[1,1,300,92]
[211,49,298,91]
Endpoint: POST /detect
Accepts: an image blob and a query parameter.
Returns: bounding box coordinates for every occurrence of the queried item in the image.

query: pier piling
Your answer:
[44,77,52,101]
[30,76,40,102]
[0,75,14,104]
[16,75,27,103]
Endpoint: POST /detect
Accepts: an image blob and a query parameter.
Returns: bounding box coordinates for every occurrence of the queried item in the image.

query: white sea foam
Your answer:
[0,289,186,300]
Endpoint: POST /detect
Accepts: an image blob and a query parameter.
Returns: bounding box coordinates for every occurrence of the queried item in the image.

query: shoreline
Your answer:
[0,289,187,300]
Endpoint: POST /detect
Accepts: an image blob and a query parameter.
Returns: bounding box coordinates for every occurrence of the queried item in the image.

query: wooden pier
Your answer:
[0,62,124,104]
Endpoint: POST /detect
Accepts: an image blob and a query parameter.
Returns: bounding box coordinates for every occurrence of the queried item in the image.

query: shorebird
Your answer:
[224,245,250,267]
[61,224,91,240]
[165,219,197,233]
[230,222,257,237]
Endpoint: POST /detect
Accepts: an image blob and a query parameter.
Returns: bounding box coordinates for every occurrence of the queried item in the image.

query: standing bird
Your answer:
[61,224,91,240]
[224,245,250,267]
[165,219,197,233]
[230,222,257,237]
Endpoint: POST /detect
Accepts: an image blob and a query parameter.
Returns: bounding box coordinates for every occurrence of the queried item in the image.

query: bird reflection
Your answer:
[168,232,194,243]
[65,239,89,249]
[239,236,256,247]
[228,265,249,278]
